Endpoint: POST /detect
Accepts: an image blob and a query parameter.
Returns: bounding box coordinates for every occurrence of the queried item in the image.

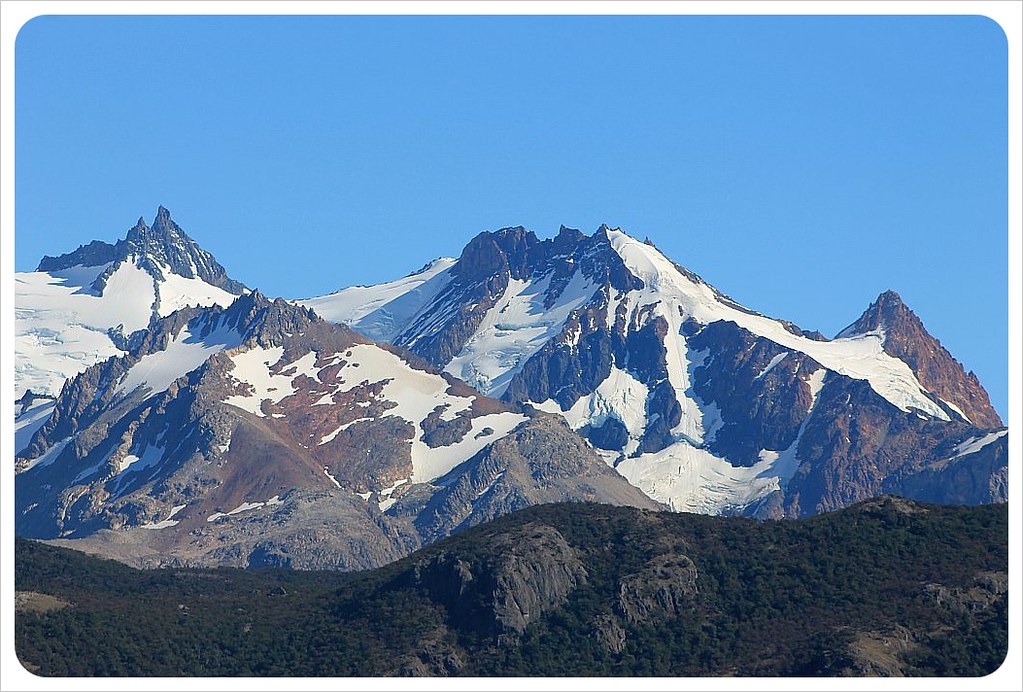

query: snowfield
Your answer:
[15,259,239,400]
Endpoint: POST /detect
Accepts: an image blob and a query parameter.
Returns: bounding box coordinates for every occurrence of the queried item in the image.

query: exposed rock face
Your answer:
[846,626,918,676]
[593,614,628,654]
[922,571,1008,617]
[616,552,699,623]
[884,432,1007,506]
[390,225,640,377]
[689,320,823,466]
[837,290,1001,428]
[37,239,119,272]
[402,414,663,543]
[410,522,588,634]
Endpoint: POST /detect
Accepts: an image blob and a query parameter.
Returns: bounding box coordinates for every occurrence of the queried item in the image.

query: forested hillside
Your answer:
[16,498,1007,677]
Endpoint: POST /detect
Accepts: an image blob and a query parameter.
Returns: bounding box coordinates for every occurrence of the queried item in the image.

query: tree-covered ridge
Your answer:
[15,498,1007,677]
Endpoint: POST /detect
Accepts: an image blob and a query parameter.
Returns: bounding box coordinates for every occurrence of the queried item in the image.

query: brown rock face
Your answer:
[839,290,1001,428]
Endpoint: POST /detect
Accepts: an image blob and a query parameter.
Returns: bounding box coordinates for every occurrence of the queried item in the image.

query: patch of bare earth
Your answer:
[14,591,71,614]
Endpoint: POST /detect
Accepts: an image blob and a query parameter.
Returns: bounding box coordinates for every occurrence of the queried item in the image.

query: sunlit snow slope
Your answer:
[15,208,245,402]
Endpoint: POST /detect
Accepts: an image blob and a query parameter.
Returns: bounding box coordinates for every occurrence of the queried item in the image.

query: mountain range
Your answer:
[13,208,1007,569]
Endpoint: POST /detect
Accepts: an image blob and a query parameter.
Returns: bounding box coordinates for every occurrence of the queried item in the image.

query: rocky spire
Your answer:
[839,291,1002,428]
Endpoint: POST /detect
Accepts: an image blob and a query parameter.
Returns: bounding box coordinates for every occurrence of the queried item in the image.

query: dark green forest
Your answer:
[15,498,1008,677]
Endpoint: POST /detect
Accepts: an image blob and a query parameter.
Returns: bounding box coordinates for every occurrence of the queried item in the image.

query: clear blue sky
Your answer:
[14,14,1009,420]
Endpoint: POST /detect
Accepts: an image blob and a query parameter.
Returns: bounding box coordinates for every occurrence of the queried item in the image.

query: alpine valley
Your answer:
[14,209,1007,572]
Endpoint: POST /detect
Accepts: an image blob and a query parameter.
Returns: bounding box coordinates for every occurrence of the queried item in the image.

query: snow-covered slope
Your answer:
[304,224,1004,517]
[299,258,456,342]
[15,208,245,400]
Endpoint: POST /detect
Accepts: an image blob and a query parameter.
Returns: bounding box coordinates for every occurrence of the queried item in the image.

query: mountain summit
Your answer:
[38,206,246,296]
[837,290,1001,428]
[16,208,247,401]
[303,224,1006,517]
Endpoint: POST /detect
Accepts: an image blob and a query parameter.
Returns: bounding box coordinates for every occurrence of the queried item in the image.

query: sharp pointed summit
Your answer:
[838,290,1002,428]
[16,209,249,401]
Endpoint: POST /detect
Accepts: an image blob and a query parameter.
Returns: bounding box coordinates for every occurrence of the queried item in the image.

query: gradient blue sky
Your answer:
[14,14,1009,419]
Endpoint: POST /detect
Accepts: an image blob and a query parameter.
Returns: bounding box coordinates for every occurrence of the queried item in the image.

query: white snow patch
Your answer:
[116,443,165,475]
[323,467,342,488]
[156,269,238,317]
[755,353,788,380]
[379,478,408,497]
[559,366,648,455]
[940,398,972,424]
[141,504,186,530]
[615,440,800,515]
[699,401,724,445]
[333,344,528,482]
[412,411,526,483]
[15,260,241,400]
[951,430,1007,459]
[807,369,827,407]
[15,400,54,456]
[116,322,242,398]
[376,479,409,511]
[224,348,319,416]
[18,436,72,473]
[206,500,272,522]
[317,416,374,445]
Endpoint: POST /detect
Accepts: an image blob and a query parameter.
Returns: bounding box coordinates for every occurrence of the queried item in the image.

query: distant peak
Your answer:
[876,289,906,307]
[34,209,246,295]
[836,291,917,339]
[151,205,182,236]
[494,225,528,235]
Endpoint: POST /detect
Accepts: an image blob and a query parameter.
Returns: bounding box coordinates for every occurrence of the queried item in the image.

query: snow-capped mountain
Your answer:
[15,207,246,405]
[302,224,1006,516]
[16,292,657,569]
[14,212,1005,570]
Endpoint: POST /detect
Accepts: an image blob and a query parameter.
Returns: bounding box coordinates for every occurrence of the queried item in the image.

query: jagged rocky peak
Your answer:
[453,229,518,280]
[838,289,916,338]
[35,207,247,295]
[452,223,633,284]
[839,290,1002,429]
[36,239,119,272]
[220,289,324,348]
[120,206,247,294]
